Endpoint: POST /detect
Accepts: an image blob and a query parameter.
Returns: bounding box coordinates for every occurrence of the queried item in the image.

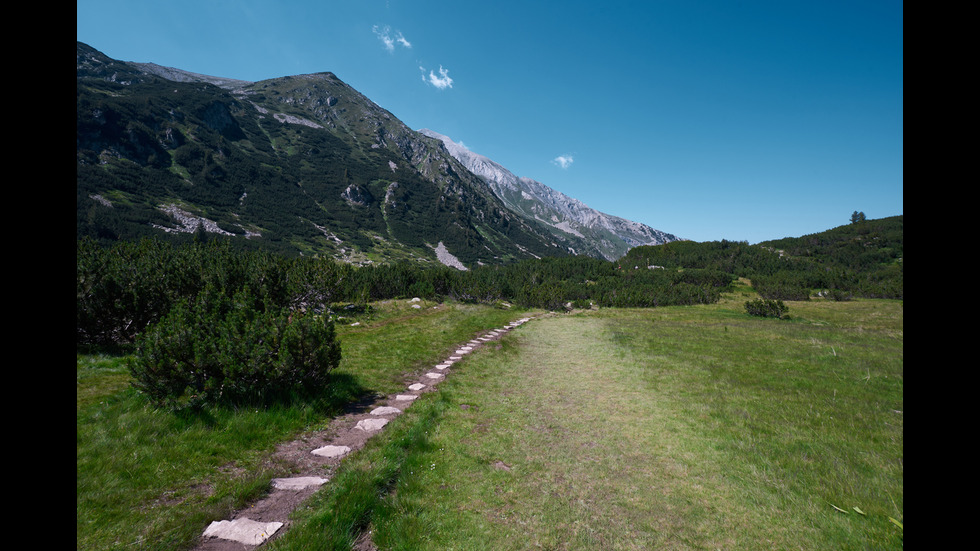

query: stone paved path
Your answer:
[196,317,532,549]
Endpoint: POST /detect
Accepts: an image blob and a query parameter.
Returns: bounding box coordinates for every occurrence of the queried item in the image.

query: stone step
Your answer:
[271,476,328,490]
[311,445,351,459]
[203,518,283,545]
[354,418,388,431]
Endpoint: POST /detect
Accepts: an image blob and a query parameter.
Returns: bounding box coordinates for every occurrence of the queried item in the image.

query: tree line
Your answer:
[77,237,736,347]
[619,216,903,301]
[77,219,901,407]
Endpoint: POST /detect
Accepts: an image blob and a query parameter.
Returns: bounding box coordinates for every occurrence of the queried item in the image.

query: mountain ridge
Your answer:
[77,41,676,267]
[418,129,678,260]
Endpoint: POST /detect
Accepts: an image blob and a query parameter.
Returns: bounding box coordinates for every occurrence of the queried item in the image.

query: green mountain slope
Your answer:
[76,42,568,268]
[619,215,902,298]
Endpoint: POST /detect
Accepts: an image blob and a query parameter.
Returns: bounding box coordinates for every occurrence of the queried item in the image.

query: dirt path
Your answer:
[194,317,533,550]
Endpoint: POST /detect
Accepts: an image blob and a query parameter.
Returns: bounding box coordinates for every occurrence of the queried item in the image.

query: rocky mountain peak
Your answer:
[418,129,679,260]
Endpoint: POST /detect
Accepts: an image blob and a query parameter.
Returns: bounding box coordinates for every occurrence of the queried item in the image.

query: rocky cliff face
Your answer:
[419,129,679,260]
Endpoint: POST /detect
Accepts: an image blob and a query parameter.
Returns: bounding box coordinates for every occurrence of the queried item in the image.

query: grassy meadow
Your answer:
[76,299,528,550]
[78,290,903,550]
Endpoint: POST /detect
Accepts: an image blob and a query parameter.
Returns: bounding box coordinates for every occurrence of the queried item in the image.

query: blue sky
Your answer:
[78,0,903,244]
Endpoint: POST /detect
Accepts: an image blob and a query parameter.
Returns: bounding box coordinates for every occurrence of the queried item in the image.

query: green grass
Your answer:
[77,351,133,410]
[269,296,902,550]
[76,300,529,550]
[78,295,902,550]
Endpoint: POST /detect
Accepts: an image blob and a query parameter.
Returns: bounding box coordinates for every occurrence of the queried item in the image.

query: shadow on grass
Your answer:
[76,342,136,357]
[164,371,376,429]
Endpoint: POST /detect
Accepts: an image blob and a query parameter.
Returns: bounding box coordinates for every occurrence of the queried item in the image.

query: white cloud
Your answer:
[421,65,454,90]
[373,25,411,52]
[553,155,574,169]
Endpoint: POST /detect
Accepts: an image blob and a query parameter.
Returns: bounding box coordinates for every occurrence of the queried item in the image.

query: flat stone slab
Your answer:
[408,383,426,391]
[449,356,462,361]
[355,418,389,431]
[435,364,450,370]
[394,394,418,401]
[311,445,352,458]
[371,406,402,416]
[425,372,443,379]
[203,518,283,545]
[272,476,328,490]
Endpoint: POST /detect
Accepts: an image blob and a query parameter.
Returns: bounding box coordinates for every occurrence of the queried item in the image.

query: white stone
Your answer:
[371,406,402,416]
[272,476,328,490]
[408,383,425,391]
[355,418,389,431]
[311,445,351,458]
[435,364,450,370]
[394,394,418,401]
[425,372,443,379]
[203,518,283,545]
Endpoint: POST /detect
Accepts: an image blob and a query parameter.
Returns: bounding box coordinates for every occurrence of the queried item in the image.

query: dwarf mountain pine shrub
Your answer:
[129,286,341,408]
[744,298,789,319]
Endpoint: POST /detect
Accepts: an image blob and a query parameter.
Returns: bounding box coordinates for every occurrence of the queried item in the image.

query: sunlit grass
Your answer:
[76,300,529,550]
[77,352,133,410]
[77,295,901,550]
[276,298,902,550]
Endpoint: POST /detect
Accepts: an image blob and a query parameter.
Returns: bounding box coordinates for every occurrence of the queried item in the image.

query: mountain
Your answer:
[418,129,678,260]
[77,42,674,268]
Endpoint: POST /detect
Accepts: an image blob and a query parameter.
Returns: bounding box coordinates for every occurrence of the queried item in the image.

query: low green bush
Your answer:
[753,281,810,301]
[129,286,341,408]
[825,288,853,301]
[744,298,789,319]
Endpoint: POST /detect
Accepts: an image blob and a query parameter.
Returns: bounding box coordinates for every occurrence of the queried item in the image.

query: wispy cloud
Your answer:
[553,155,574,169]
[373,25,411,52]
[421,65,454,90]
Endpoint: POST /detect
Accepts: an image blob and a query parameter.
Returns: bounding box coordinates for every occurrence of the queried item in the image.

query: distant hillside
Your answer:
[419,129,679,260]
[757,215,903,270]
[620,215,903,299]
[77,42,571,268]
